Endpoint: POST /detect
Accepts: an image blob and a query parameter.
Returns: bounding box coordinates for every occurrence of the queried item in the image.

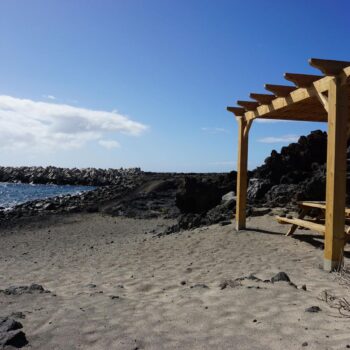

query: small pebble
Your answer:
[305,306,321,313]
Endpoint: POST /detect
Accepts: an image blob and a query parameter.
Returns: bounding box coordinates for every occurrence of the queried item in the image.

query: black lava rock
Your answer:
[1,283,49,295]
[0,316,28,348]
[176,177,223,214]
[271,272,291,283]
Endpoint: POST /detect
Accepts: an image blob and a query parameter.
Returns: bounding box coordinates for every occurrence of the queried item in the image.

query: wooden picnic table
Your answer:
[276,201,350,237]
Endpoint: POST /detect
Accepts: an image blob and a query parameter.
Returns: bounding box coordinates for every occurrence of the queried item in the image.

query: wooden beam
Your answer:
[315,91,329,112]
[245,79,333,122]
[227,106,246,116]
[237,100,260,111]
[284,73,323,88]
[324,77,348,271]
[250,93,276,105]
[309,58,350,76]
[236,117,250,230]
[264,84,296,97]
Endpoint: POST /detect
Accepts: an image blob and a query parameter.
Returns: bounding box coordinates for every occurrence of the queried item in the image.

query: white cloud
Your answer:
[0,95,148,152]
[98,139,120,149]
[257,134,299,144]
[201,127,230,134]
[42,94,56,100]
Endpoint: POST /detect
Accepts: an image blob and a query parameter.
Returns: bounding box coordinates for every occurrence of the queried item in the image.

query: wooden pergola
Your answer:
[227,58,350,271]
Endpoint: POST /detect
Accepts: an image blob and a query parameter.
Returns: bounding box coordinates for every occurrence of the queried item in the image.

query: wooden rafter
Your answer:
[237,100,260,111]
[243,74,339,122]
[284,73,323,88]
[264,84,296,97]
[227,106,246,116]
[250,93,276,105]
[309,58,350,76]
[228,59,350,123]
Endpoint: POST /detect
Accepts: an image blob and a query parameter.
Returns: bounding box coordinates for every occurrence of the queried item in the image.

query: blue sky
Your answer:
[0,0,349,172]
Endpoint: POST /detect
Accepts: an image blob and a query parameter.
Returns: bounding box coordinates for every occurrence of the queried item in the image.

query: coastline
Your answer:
[1,158,350,348]
[0,170,235,229]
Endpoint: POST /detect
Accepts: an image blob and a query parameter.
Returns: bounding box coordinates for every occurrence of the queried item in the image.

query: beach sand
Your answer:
[1,213,350,349]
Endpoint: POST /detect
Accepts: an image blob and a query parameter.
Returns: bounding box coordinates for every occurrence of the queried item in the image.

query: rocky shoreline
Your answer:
[2,129,349,231]
[0,171,234,228]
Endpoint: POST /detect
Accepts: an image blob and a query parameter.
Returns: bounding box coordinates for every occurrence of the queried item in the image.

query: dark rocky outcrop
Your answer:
[0,316,28,348]
[1,284,50,295]
[247,130,333,208]
[247,178,272,202]
[176,177,223,214]
[158,172,236,234]
[254,130,327,182]
[176,172,236,214]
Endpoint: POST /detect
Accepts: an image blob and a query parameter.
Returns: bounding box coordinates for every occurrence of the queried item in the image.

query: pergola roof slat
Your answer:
[237,100,260,111]
[309,58,350,75]
[226,106,246,116]
[264,84,297,97]
[250,93,276,104]
[284,73,323,88]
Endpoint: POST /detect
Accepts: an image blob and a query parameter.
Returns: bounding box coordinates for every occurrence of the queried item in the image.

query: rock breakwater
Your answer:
[0,166,141,186]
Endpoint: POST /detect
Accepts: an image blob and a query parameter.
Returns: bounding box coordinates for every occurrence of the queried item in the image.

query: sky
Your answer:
[0,0,349,172]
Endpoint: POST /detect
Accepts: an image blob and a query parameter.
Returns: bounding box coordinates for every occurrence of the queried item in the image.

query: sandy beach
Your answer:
[1,213,350,349]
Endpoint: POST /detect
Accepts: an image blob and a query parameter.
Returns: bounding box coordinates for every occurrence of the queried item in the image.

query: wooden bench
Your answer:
[276,201,350,237]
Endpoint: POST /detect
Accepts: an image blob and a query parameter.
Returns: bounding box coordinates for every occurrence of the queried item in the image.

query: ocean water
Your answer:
[0,182,95,208]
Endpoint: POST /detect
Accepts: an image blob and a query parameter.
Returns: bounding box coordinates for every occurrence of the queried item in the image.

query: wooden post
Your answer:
[236,117,251,230]
[324,77,349,271]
